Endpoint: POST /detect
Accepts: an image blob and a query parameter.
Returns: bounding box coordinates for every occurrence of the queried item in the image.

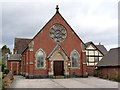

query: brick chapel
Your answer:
[7,5,88,78]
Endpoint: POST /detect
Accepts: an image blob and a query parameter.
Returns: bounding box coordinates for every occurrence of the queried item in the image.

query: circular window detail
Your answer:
[49,24,67,42]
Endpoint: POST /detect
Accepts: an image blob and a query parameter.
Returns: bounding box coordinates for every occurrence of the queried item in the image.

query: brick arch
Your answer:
[48,50,69,76]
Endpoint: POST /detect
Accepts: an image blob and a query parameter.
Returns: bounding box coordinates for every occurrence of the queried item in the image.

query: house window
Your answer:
[71,50,80,67]
[94,57,99,62]
[35,49,46,68]
[86,57,89,62]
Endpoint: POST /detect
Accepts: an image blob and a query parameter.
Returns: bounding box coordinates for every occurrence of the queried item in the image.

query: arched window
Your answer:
[70,50,80,67]
[35,48,46,68]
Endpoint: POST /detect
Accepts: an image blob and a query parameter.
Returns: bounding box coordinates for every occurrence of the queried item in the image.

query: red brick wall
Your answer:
[7,59,11,72]
[87,66,95,76]
[7,60,21,75]
[98,66,120,79]
[21,13,87,76]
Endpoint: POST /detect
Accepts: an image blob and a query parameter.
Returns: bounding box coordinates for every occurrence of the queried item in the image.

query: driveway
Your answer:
[11,75,118,88]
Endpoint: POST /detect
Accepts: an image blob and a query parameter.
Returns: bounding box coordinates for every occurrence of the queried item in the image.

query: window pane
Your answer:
[94,57,99,62]
[36,50,44,68]
[72,60,74,67]
[37,62,40,67]
[86,57,89,62]
[72,51,79,67]
[41,61,44,67]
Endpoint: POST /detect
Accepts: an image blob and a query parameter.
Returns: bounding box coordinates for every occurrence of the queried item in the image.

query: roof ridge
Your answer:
[15,37,32,40]
[110,47,120,50]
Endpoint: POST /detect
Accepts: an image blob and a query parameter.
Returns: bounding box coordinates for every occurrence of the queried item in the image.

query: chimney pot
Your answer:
[99,42,101,45]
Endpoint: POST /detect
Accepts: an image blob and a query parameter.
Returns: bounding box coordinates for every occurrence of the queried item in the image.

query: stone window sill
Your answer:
[35,67,46,70]
[68,67,80,69]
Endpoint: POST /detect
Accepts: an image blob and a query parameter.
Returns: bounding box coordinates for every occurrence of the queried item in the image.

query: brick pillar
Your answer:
[26,51,29,77]
[28,48,34,78]
[24,54,26,76]
[23,55,25,76]
[21,56,24,75]
[82,50,88,77]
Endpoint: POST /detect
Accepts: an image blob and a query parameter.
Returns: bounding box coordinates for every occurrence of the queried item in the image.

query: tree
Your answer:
[1,45,11,57]
[1,45,11,67]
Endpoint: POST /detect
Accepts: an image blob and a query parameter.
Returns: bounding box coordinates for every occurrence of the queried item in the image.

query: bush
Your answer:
[3,69,9,74]
[115,71,120,82]
[2,62,5,72]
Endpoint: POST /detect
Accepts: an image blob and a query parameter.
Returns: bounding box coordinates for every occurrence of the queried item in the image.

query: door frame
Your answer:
[48,50,69,76]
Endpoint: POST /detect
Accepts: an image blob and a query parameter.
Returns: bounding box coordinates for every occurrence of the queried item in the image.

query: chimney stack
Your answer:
[13,49,16,54]
[99,42,101,45]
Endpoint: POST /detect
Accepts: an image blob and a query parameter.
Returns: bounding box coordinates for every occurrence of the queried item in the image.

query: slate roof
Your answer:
[96,45,108,55]
[14,38,32,54]
[85,42,92,47]
[8,54,21,61]
[85,41,107,55]
[97,47,120,67]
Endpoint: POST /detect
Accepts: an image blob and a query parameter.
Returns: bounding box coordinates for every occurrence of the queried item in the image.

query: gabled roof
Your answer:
[85,41,107,55]
[96,45,108,55]
[97,47,120,67]
[47,44,69,59]
[21,6,86,54]
[14,38,32,54]
[8,54,21,61]
[85,41,92,47]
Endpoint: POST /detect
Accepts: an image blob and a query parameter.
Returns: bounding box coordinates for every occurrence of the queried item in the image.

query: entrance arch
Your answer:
[49,50,69,76]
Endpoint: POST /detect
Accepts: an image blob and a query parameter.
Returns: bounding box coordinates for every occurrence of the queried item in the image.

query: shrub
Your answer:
[2,62,5,72]
[115,71,120,82]
[3,69,9,74]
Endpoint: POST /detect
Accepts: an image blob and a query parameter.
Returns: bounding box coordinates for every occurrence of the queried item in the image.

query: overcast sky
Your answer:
[0,0,119,53]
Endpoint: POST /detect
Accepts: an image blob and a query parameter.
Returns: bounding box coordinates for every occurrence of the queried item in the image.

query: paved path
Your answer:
[11,75,118,88]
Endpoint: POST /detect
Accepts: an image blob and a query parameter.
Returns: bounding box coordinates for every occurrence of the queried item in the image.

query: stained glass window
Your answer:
[36,50,44,68]
[71,51,79,67]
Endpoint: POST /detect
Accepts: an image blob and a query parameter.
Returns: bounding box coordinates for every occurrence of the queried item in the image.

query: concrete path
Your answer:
[10,75,118,88]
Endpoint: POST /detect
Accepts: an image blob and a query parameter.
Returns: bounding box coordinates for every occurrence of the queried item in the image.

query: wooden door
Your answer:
[12,63,17,75]
[54,61,64,76]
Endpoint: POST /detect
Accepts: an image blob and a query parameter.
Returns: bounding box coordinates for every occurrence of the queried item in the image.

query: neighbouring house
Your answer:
[7,5,88,79]
[97,47,120,80]
[85,41,107,76]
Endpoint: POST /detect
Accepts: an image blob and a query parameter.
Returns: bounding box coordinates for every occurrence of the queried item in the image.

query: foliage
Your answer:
[2,62,5,72]
[1,45,11,63]
[3,69,9,74]
[115,71,120,82]
[1,45,11,56]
